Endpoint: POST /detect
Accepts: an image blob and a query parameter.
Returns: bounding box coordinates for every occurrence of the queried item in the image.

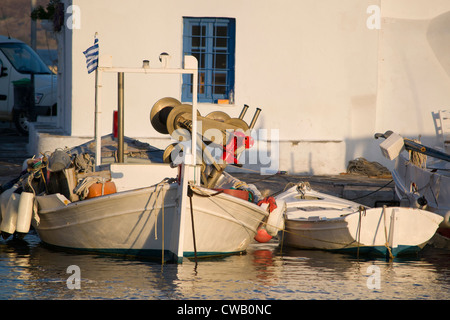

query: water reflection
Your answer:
[1,232,449,300]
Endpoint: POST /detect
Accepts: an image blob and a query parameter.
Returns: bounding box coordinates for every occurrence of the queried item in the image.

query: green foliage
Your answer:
[30,0,60,21]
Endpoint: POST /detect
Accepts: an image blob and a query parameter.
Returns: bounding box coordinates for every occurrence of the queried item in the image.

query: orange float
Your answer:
[86,181,117,199]
[254,227,272,243]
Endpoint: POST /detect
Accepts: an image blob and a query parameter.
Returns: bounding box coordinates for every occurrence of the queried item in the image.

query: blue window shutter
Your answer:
[182,17,235,103]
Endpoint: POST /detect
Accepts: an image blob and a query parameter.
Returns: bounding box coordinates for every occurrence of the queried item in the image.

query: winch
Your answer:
[150,97,261,188]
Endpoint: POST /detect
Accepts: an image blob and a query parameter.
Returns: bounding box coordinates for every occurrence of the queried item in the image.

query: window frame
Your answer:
[182,17,236,104]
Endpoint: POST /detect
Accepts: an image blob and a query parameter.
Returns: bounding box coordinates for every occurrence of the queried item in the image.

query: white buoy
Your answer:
[0,186,18,217]
[0,192,20,236]
[16,192,34,233]
[266,200,286,237]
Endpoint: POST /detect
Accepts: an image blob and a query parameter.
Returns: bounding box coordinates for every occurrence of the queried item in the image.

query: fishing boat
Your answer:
[32,167,269,262]
[0,55,274,263]
[375,130,450,245]
[276,182,443,258]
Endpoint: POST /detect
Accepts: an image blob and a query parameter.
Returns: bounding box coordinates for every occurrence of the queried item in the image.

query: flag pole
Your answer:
[94,68,102,168]
[93,32,102,168]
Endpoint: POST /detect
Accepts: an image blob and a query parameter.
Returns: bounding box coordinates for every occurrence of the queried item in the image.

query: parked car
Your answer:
[0,35,57,135]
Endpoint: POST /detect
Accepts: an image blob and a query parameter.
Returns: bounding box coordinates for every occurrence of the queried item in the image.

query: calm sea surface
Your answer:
[1,230,449,301]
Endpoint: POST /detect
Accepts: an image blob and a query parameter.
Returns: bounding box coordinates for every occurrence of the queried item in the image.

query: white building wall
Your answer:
[31,0,450,175]
[375,1,450,146]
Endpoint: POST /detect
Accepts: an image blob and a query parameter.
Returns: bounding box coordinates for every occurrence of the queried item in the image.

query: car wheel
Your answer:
[13,110,29,135]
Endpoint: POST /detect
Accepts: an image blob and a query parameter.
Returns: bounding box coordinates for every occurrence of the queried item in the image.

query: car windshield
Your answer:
[0,42,51,74]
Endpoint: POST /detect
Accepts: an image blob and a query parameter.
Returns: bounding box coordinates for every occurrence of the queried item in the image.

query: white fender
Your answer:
[266,200,286,237]
[0,186,18,219]
[16,192,34,233]
[0,192,20,236]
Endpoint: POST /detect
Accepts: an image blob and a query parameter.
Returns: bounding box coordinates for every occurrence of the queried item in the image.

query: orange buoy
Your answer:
[86,181,117,199]
[254,227,272,243]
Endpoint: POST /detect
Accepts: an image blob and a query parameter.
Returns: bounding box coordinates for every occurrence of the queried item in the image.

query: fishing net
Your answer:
[346,157,391,177]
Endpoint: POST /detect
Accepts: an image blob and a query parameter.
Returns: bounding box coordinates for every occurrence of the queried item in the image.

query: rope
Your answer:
[73,176,107,199]
[188,185,198,266]
[194,186,353,248]
[356,206,366,259]
[189,181,381,257]
[405,138,427,169]
[191,184,285,234]
[347,157,391,177]
[160,184,165,265]
[348,179,394,201]
[189,186,224,198]
[190,184,258,237]
[382,206,394,260]
[276,182,380,250]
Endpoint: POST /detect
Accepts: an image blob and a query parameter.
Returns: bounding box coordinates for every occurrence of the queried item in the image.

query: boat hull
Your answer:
[283,207,442,257]
[393,154,450,229]
[35,183,181,262]
[277,186,443,258]
[34,183,267,262]
[183,186,268,257]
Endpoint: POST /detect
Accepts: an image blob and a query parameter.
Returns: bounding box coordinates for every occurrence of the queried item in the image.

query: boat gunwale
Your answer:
[37,181,177,214]
[36,182,268,233]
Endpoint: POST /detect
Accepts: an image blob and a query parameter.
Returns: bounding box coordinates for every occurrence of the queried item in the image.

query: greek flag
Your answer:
[83,38,99,74]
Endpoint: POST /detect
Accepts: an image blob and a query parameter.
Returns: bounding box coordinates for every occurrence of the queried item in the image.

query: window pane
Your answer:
[215,26,227,37]
[214,73,227,94]
[192,25,205,36]
[192,49,205,69]
[214,26,228,48]
[188,73,206,94]
[192,37,204,47]
[199,72,205,94]
[192,26,206,47]
[214,53,227,69]
[215,37,227,48]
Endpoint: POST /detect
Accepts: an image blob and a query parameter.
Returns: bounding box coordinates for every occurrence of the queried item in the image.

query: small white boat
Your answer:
[276,183,443,258]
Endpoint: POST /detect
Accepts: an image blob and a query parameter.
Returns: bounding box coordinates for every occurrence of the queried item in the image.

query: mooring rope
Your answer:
[347,179,394,201]
[382,206,395,260]
[187,185,198,265]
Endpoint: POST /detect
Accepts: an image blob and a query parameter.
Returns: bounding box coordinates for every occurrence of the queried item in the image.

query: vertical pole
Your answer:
[94,68,102,167]
[118,72,124,163]
[192,71,198,169]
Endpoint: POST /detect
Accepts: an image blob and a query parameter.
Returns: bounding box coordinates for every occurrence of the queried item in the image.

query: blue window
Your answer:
[182,17,236,103]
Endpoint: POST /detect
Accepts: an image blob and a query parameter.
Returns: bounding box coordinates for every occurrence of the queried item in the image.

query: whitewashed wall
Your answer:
[35,0,450,175]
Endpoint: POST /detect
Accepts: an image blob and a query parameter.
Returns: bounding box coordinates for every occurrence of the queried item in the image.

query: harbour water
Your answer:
[1,230,449,301]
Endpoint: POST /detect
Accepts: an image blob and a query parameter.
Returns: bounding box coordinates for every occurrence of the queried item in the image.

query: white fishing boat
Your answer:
[391,154,450,227]
[276,182,443,258]
[0,54,273,263]
[30,166,268,262]
[375,129,450,244]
